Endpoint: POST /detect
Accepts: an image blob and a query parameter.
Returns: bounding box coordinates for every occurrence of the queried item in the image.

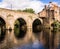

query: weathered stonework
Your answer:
[38,2,60,27]
[0,8,43,48]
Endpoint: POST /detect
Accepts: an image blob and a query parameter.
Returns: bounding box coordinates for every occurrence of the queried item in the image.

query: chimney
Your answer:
[45,5,47,9]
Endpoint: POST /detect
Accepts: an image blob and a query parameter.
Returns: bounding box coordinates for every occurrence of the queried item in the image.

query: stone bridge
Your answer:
[0,8,59,49]
[0,8,43,48]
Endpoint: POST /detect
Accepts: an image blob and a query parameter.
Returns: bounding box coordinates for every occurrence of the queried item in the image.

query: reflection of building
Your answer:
[38,2,60,27]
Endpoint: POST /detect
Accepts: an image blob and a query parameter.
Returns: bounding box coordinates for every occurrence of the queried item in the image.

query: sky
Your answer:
[0,0,60,13]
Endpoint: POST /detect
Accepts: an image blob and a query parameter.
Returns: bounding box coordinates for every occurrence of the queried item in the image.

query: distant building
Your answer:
[38,2,60,26]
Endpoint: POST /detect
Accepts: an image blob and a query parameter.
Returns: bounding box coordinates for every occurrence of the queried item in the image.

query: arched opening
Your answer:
[14,18,27,39]
[0,17,6,42]
[32,19,42,33]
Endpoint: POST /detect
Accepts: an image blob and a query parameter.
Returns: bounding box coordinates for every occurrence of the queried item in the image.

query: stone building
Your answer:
[38,2,60,49]
[38,2,60,27]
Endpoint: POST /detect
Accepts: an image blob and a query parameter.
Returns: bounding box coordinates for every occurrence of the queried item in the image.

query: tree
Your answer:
[16,8,35,13]
[51,20,59,29]
[23,8,35,13]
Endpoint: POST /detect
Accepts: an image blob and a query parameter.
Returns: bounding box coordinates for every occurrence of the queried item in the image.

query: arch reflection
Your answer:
[14,18,27,39]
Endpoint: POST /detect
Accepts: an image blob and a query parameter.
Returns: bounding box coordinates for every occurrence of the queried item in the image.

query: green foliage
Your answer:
[14,20,20,25]
[51,20,59,29]
[23,8,35,13]
[14,20,20,36]
[17,8,35,13]
[59,22,60,28]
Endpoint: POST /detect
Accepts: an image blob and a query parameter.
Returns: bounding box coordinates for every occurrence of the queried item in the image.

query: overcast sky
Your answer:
[0,0,60,13]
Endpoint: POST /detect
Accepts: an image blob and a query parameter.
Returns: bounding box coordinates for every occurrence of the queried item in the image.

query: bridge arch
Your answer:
[0,16,7,24]
[32,18,43,41]
[32,18,42,34]
[12,14,33,44]
[0,17,6,43]
[14,18,27,39]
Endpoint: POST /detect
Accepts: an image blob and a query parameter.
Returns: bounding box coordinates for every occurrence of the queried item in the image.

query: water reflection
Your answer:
[9,39,45,49]
[0,27,59,49]
[43,29,50,49]
[9,29,60,49]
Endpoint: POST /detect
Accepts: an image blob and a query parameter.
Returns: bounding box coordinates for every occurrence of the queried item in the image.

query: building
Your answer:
[38,2,60,27]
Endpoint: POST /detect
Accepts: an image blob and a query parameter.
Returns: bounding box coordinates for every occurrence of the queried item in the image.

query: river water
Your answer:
[1,29,59,49]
